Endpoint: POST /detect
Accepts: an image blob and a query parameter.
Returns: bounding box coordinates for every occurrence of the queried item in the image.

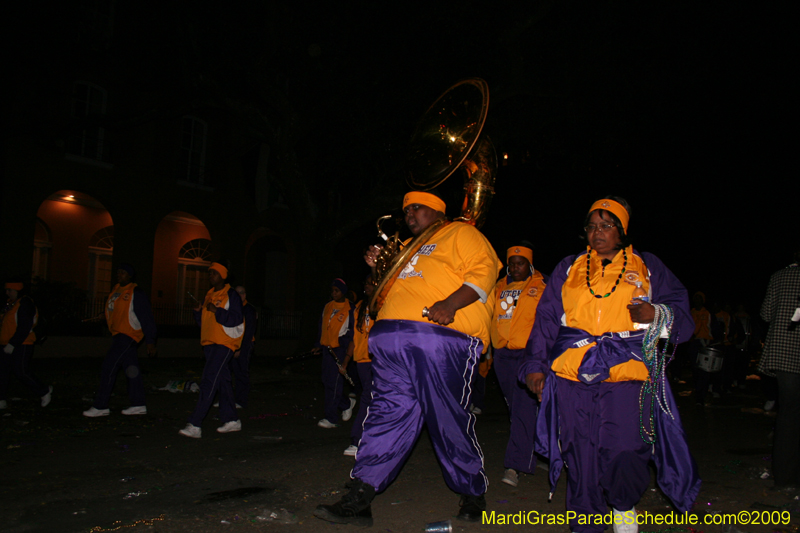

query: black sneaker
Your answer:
[314,480,375,527]
[457,493,486,522]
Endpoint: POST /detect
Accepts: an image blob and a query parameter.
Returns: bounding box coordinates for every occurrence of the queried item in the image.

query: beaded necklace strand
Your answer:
[586,247,627,298]
[638,303,679,445]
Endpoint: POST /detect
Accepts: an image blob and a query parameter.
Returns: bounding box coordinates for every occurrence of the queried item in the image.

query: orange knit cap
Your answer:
[5,282,23,291]
[402,191,446,213]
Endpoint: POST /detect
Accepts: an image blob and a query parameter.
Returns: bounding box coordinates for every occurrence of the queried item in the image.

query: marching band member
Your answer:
[179,263,243,438]
[491,244,546,487]
[83,264,156,417]
[522,197,699,533]
[343,274,376,456]
[1,279,51,410]
[315,191,502,526]
[312,278,356,429]
[231,285,257,409]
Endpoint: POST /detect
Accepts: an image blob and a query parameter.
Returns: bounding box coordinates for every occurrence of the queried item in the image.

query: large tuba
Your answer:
[369,78,497,317]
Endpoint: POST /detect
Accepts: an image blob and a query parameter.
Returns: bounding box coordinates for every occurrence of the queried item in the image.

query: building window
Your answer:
[79,0,115,38]
[68,81,107,161]
[88,226,114,300]
[178,238,212,307]
[180,116,208,185]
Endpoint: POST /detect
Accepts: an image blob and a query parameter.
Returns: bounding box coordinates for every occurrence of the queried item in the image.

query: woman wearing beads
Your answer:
[521,196,699,533]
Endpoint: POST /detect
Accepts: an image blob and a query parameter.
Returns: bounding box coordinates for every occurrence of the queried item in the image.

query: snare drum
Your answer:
[696,346,724,373]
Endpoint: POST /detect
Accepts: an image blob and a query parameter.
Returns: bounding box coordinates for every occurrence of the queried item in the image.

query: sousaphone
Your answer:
[369,78,497,317]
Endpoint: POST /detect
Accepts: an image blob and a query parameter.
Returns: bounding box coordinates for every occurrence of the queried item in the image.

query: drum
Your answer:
[696,346,724,373]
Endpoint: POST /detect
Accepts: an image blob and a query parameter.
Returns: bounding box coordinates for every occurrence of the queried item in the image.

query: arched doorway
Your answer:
[177,238,212,309]
[35,190,113,291]
[152,211,211,325]
[88,225,114,300]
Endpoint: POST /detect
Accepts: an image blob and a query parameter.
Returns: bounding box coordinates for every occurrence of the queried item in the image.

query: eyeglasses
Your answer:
[584,223,617,233]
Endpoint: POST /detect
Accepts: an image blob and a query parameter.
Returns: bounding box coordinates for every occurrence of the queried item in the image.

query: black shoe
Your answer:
[314,480,375,527]
[457,493,486,522]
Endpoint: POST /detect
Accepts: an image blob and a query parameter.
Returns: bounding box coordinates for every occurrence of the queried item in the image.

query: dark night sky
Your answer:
[320,1,792,314]
[10,1,791,315]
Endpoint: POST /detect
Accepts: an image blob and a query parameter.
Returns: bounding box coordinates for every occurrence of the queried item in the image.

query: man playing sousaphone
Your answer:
[315,191,502,526]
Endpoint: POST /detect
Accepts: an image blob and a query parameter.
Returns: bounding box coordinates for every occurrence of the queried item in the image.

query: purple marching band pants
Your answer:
[0,344,49,400]
[230,344,252,408]
[556,377,652,533]
[350,361,373,446]
[93,333,145,409]
[188,344,238,427]
[352,319,488,496]
[493,347,539,474]
[321,345,351,423]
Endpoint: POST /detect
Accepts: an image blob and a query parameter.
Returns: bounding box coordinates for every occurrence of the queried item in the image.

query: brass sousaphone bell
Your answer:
[369,78,498,317]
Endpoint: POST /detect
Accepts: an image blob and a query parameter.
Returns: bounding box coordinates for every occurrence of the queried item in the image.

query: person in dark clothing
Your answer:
[179,263,244,438]
[1,279,51,410]
[758,250,800,488]
[231,285,258,409]
[83,264,157,417]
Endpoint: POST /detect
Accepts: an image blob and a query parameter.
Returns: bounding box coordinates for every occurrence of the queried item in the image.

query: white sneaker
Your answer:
[501,468,519,487]
[0,400,7,409]
[122,406,147,415]
[179,423,202,438]
[83,407,110,417]
[41,386,53,407]
[342,398,357,422]
[317,418,339,428]
[217,420,242,433]
[344,445,358,456]
[214,402,242,409]
[612,508,638,533]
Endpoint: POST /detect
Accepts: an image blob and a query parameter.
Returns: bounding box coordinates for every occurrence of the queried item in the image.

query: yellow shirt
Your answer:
[200,284,244,351]
[0,299,37,346]
[378,221,502,351]
[491,272,546,350]
[352,300,373,363]
[319,300,352,348]
[552,246,650,382]
[106,283,143,342]
[692,307,713,341]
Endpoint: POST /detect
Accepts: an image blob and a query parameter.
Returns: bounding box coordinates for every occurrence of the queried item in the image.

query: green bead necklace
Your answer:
[586,247,627,298]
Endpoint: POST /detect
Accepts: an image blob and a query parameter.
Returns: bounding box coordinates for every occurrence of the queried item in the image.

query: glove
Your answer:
[3,344,14,354]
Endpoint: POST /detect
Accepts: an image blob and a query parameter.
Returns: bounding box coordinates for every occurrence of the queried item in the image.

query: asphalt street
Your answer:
[1,354,796,533]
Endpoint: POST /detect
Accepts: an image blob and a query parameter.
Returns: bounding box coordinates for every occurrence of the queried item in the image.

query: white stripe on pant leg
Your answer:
[106,341,134,388]
[208,349,233,397]
[463,337,485,461]
[459,336,480,407]
[459,336,489,492]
